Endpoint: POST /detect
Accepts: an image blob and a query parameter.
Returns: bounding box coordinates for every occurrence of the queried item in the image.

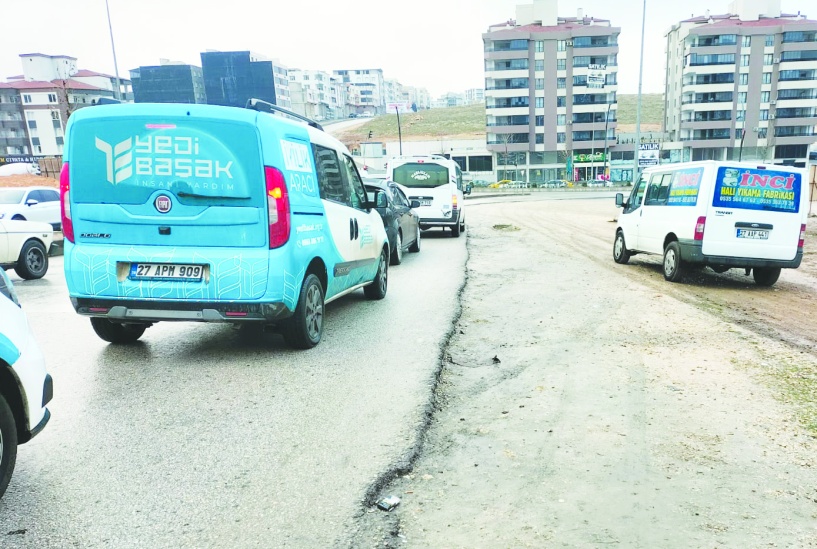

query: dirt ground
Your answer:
[350,196,817,547]
[0,174,58,188]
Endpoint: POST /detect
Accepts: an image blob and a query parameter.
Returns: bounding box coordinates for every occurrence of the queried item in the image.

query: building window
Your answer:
[535,97,544,108]
[535,115,544,126]
[761,91,770,102]
[557,96,566,107]
[52,119,61,130]
[742,35,751,47]
[764,54,773,65]
[536,40,544,52]
[535,134,544,144]
[51,111,60,120]
[557,40,566,52]
[557,132,566,143]
[557,114,566,126]
[56,137,64,145]
[27,120,37,129]
[739,73,748,85]
[557,78,566,89]
[738,92,747,103]
[736,110,746,121]
[535,60,544,71]
[759,110,769,120]
[741,55,750,66]
[47,93,57,103]
[23,94,32,103]
[31,137,40,146]
[557,59,566,70]
[762,72,771,84]
[535,78,544,90]
[765,35,775,46]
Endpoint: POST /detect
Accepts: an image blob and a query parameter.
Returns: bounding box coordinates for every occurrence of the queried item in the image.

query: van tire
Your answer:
[15,240,48,280]
[451,222,461,238]
[409,226,421,253]
[364,247,388,300]
[753,267,781,287]
[613,231,631,264]
[90,318,148,343]
[0,394,18,499]
[663,242,685,282]
[282,274,324,349]
[390,231,403,265]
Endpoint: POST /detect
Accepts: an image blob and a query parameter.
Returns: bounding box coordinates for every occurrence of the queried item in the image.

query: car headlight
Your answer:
[0,268,21,307]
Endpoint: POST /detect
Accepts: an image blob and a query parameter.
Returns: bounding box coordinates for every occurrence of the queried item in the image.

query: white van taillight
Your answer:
[265,166,290,249]
[799,224,806,249]
[694,216,706,241]
[60,162,74,243]
[452,194,458,211]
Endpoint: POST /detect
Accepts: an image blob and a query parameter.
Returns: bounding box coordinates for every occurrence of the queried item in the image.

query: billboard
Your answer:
[587,64,606,89]
[638,143,660,167]
[386,101,412,114]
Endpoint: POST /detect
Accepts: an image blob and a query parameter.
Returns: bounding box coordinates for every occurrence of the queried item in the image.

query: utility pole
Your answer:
[603,102,612,181]
[105,0,123,100]
[632,0,647,183]
[395,105,403,155]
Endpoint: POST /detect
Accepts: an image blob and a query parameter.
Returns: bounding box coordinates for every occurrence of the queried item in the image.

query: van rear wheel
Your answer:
[663,242,685,283]
[90,318,147,343]
[282,273,324,349]
[753,267,781,287]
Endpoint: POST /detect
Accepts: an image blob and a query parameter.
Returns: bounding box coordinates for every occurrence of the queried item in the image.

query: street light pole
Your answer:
[395,105,403,155]
[603,102,611,180]
[632,0,647,183]
[105,0,123,100]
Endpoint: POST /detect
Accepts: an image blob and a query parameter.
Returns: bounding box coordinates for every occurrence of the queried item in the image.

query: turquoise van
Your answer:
[61,100,390,349]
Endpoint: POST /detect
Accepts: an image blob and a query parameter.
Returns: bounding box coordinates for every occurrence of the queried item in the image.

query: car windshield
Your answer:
[0,189,25,204]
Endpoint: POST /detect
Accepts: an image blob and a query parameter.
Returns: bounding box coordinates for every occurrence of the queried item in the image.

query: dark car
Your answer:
[364,179,421,265]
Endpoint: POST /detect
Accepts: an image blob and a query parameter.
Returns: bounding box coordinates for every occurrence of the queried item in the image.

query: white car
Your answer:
[0,267,53,498]
[0,186,61,230]
[0,219,54,279]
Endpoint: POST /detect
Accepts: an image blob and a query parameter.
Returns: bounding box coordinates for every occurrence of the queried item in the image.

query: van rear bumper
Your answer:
[71,298,293,323]
[419,211,461,229]
[678,240,803,269]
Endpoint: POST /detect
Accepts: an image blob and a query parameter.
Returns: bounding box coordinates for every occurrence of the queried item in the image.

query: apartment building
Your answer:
[200,51,290,109]
[465,88,485,105]
[665,0,817,164]
[483,0,620,183]
[288,69,344,119]
[0,54,120,159]
[130,60,206,104]
[333,69,385,114]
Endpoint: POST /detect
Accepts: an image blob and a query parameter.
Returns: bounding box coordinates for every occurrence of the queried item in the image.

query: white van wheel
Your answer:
[0,394,18,499]
[613,231,631,264]
[753,267,781,287]
[663,242,685,282]
[451,221,461,238]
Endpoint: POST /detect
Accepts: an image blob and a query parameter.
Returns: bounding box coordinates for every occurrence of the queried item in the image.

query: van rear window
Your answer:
[70,120,261,205]
[712,166,801,213]
[392,163,450,188]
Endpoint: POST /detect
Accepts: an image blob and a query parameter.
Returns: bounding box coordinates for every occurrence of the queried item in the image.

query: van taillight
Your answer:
[452,194,458,211]
[694,216,706,241]
[265,166,290,249]
[799,224,806,249]
[60,162,74,243]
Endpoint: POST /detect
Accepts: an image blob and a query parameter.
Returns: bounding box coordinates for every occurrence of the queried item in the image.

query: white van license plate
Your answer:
[420,199,432,206]
[130,263,204,280]
[736,229,769,240]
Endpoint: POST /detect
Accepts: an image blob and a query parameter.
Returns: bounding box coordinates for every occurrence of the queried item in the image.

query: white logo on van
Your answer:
[280,140,313,173]
[411,171,430,181]
[95,135,233,185]
[95,137,133,185]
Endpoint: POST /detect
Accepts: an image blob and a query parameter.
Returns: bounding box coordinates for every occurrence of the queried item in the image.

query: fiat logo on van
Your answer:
[154,194,172,213]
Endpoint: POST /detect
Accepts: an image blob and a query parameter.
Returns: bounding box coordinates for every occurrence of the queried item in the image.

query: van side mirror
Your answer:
[615,193,624,207]
[410,200,421,209]
[465,184,473,195]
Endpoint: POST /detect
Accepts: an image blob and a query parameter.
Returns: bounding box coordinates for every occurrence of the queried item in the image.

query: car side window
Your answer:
[394,187,411,208]
[27,190,43,203]
[312,144,349,206]
[340,154,368,211]
[42,190,59,202]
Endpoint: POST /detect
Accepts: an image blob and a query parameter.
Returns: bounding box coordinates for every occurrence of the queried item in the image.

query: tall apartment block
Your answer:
[130,60,207,104]
[483,0,619,183]
[665,0,817,164]
[333,69,385,115]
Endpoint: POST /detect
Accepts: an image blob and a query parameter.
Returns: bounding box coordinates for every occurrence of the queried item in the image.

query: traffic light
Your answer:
[368,131,373,139]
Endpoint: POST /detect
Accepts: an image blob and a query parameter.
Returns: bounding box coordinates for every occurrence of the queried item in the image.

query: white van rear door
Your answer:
[703,166,804,260]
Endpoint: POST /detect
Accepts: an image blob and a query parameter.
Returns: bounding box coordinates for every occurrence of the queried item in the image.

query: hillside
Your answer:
[338,94,664,144]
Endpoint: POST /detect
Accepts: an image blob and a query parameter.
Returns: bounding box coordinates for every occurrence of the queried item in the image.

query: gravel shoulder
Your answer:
[350,196,817,548]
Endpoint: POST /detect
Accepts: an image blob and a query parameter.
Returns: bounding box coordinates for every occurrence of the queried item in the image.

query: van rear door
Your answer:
[66,105,270,299]
[703,165,804,260]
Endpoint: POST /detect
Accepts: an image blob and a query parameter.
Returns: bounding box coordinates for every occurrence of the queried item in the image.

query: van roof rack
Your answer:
[245,98,324,131]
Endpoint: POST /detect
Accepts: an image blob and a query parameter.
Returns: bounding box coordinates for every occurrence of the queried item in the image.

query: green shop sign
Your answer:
[573,152,606,163]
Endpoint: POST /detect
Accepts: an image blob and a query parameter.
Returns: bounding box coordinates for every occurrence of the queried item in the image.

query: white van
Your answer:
[386,155,471,237]
[613,161,808,286]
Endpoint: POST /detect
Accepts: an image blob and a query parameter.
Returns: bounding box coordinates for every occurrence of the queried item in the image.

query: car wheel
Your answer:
[0,394,18,499]
[663,241,685,283]
[282,273,324,349]
[15,240,48,280]
[90,318,148,343]
[753,267,781,287]
[408,225,421,253]
[364,247,388,300]
[390,231,403,266]
[613,231,631,265]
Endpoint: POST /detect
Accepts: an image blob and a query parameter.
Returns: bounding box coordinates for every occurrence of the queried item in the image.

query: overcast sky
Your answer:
[0,0,808,97]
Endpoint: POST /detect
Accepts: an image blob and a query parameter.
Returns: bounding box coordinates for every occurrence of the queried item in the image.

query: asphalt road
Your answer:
[0,229,466,548]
